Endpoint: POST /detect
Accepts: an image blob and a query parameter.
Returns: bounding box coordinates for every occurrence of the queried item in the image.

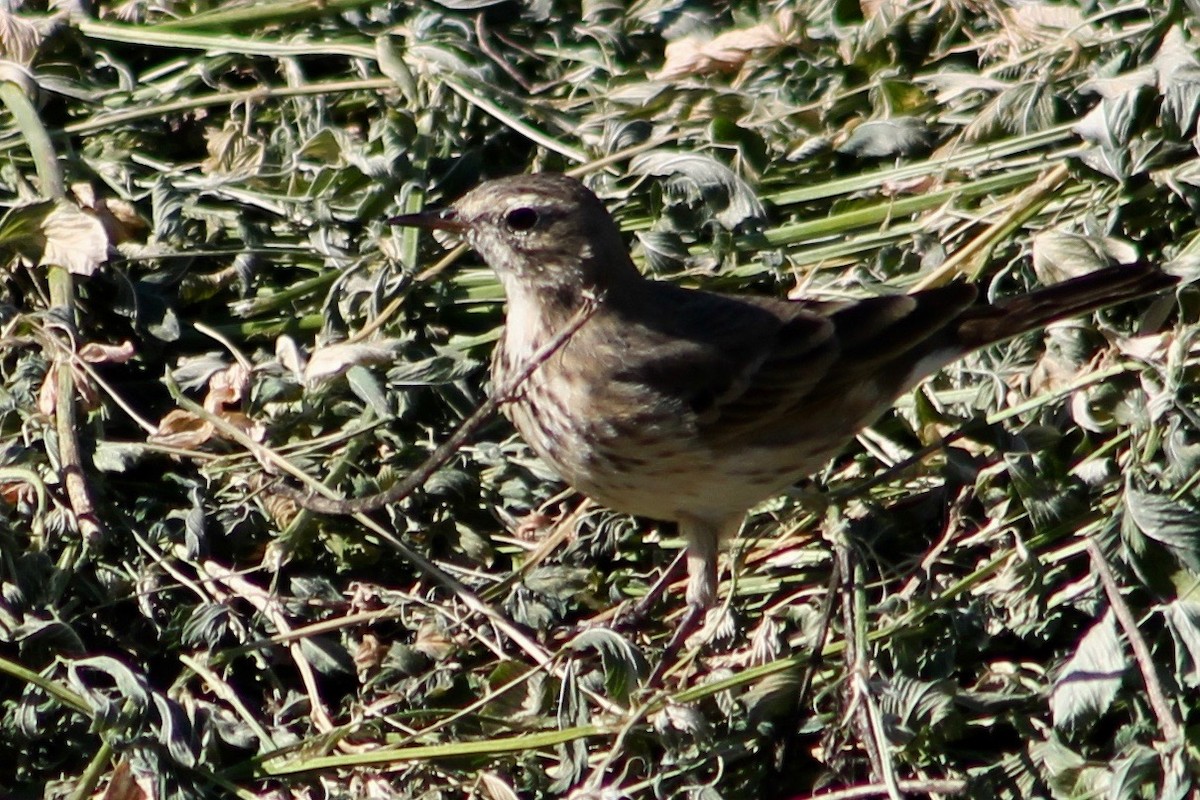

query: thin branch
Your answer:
[793,778,967,800]
[271,294,600,514]
[795,556,840,714]
[1,71,102,544]
[1084,536,1183,745]
[475,13,535,93]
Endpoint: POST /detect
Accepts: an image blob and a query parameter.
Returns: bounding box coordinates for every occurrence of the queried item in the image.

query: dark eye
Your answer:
[504,207,539,231]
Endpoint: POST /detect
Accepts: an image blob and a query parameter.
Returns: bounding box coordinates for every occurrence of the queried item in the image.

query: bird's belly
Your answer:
[506,387,828,521]
[579,453,815,522]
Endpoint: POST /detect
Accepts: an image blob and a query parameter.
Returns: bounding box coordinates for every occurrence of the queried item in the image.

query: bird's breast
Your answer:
[492,325,802,522]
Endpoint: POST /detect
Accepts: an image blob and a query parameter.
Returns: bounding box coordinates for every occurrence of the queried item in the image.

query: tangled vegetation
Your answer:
[1,1,1200,798]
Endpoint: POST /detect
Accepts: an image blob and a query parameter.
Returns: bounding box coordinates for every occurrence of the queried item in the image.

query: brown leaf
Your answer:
[353,632,387,673]
[149,409,215,449]
[203,363,250,412]
[516,510,555,541]
[479,772,521,800]
[257,480,299,528]
[219,411,265,442]
[202,123,265,177]
[304,341,401,384]
[71,184,148,245]
[1029,346,1085,395]
[79,340,136,365]
[414,620,455,661]
[40,201,110,276]
[37,365,56,416]
[880,174,939,197]
[0,476,37,507]
[0,10,43,65]
[98,757,151,800]
[1115,331,1172,361]
[656,23,786,80]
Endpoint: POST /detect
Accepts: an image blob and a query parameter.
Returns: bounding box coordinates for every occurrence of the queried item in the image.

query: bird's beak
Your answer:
[387,208,468,233]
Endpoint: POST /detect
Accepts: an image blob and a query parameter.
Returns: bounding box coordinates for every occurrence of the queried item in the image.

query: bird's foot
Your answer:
[635,548,689,616]
[645,601,706,687]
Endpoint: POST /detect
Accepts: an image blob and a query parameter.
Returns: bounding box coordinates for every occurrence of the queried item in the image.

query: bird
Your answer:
[390,172,1177,656]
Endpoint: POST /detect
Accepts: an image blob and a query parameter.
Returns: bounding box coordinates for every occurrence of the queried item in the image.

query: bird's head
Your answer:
[391,173,642,304]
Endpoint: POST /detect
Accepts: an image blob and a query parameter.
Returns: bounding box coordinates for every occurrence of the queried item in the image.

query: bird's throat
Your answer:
[502,281,592,350]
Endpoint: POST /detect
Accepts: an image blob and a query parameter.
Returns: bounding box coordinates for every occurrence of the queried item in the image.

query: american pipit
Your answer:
[391,172,1177,651]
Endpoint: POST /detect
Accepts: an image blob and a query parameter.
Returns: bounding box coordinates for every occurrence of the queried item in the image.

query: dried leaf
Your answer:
[37,365,56,415]
[305,341,401,384]
[39,201,109,276]
[218,410,264,442]
[275,335,306,380]
[413,620,455,661]
[204,363,250,412]
[1007,3,1096,45]
[72,184,148,245]
[0,10,43,64]
[1114,332,1172,361]
[99,758,151,800]
[79,340,136,364]
[149,409,214,449]
[202,124,265,177]
[655,22,786,80]
[478,772,521,800]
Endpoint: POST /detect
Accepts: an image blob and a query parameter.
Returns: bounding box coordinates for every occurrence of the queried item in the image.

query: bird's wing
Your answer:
[601,285,831,428]
[611,282,980,451]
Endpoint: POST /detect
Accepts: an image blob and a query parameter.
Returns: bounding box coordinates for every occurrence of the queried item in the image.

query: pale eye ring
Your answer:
[504,207,539,231]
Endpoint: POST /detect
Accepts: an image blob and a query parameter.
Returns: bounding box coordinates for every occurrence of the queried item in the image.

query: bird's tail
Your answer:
[956,262,1177,348]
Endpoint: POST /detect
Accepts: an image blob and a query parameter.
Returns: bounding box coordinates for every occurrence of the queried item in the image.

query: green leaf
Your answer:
[1050,610,1125,729]
[1163,600,1200,687]
[1125,487,1200,570]
[569,627,645,702]
[1155,26,1200,139]
[835,117,935,159]
[630,150,765,229]
[298,635,355,676]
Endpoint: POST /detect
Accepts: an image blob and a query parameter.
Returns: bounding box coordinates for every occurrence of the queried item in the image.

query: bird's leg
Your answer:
[646,598,706,686]
[645,518,720,685]
[682,521,719,610]
[626,543,688,624]
[617,520,703,629]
